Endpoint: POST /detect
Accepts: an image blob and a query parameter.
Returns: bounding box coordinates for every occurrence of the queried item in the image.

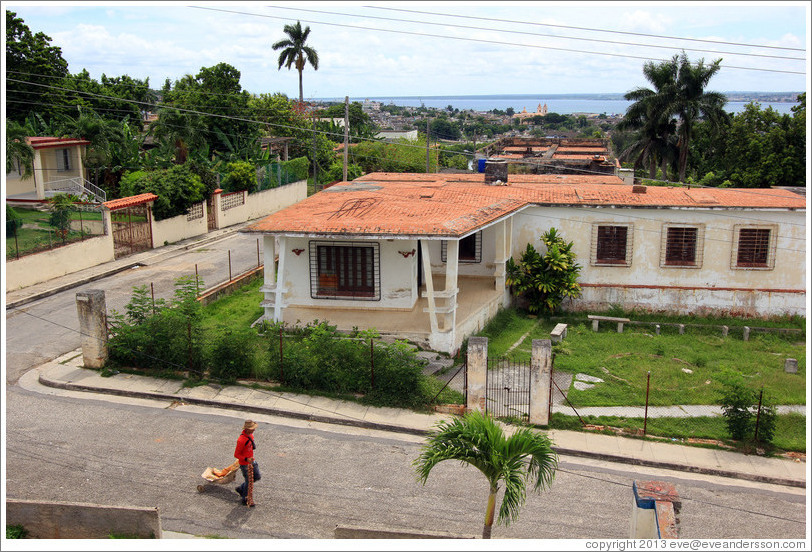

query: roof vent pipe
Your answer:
[484,160,509,185]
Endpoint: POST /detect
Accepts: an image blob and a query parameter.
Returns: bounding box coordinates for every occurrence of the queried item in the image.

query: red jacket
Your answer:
[234,431,256,465]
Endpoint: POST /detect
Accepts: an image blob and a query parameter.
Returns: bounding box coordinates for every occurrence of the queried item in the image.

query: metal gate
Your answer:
[486,358,531,421]
[111,204,153,259]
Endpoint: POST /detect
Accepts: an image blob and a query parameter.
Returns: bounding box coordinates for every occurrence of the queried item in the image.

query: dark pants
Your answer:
[237,461,261,498]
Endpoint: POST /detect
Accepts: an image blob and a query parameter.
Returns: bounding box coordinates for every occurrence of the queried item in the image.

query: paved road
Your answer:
[6,382,806,540]
[5,231,262,385]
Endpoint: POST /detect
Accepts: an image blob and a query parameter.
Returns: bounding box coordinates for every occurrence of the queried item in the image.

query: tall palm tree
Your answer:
[671,52,728,182]
[414,411,558,539]
[272,21,319,105]
[622,52,727,184]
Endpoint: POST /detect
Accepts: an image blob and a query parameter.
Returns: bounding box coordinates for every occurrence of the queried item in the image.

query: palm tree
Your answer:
[413,411,558,539]
[671,52,728,182]
[622,52,727,184]
[272,21,319,105]
[6,120,34,177]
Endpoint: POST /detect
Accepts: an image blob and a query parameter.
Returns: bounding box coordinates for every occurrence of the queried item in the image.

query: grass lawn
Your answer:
[479,309,806,407]
[7,206,105,259]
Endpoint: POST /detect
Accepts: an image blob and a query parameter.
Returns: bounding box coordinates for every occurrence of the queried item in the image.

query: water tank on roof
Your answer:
[477,158,487,173]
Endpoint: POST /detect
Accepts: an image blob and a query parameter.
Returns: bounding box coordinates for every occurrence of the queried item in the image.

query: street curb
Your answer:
[6,262,142,310]
[37,372,806,489]
[37,373,429,437]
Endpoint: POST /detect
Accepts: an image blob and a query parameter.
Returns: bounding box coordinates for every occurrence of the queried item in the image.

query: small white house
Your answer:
[242,169,806,354]
[5,136,105,202]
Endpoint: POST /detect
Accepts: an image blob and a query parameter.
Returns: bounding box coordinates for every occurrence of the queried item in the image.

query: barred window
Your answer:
[310,242,380,300]
[596,225,628,264]
[665,227,698,265]
[736,228,771,267]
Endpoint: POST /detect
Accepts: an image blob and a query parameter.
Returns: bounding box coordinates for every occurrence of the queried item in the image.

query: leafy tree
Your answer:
[60,69,151,124]
[690,95,806,188]
[414,411,558,539]
[220,160,257,193]
[155,63,256,161]
[5,11,70,123]
[272,20,319,104]
[119,164,206,220]
[719,379,756,441]
[506,228,582,315]
[430,117,461,141]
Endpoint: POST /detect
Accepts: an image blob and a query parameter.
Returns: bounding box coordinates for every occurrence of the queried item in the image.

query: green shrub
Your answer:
[6,524,28,539]
[6,204,23,237]
[282,156,310,181]
[118,165,206,220]
[220,161,257,193]
[719,380,756,441]
[206,330,258,383]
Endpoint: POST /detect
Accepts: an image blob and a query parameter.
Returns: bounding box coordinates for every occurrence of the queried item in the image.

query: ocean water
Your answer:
[344,95,798,116]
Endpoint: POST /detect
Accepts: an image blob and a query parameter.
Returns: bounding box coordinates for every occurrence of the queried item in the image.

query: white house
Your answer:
[242,168,806,354]
[5,136,105,202]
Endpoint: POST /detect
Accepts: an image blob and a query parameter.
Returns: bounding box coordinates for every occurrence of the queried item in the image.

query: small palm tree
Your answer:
[6,120,34,177]
[414,411,558,539]
[272,21,319,105]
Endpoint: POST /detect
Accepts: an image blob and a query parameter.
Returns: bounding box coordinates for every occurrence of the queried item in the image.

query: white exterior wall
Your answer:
[280,237,418,310]
[219,181,307,228]
[512,205,806,316]
[151,203,208,246]
[6,234,115,291]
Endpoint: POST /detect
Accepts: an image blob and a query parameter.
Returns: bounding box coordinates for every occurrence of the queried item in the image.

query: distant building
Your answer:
[512,103,548,123]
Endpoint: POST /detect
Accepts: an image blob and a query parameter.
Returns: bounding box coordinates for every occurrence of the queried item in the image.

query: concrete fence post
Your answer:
[466,337,488,413]
[743,326,751,341]
[721,325,729,337]
[529,339,552,426]
[75,290,108,369]
[784,358,798,374]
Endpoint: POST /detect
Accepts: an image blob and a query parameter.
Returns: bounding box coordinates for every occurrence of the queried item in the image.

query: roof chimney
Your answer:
[484,160,509,185]
[632,185,647,193]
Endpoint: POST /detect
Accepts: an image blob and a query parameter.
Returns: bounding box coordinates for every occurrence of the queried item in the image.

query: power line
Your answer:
[367,5,807,53]
[189,6,806,76]
[265,4,806,62]
[8,77,807,207]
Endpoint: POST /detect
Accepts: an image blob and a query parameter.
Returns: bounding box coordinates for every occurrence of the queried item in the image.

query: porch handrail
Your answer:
[44,177,107,203]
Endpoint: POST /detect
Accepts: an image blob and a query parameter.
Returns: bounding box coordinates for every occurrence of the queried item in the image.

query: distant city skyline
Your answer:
[5,1,809,99]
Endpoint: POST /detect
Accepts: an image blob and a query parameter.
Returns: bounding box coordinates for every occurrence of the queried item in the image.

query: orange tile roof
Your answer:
[243,173,805,238]
[27,136,91,149]
[104,193,158,211]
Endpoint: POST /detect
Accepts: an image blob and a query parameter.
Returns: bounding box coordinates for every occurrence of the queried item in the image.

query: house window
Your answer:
[733,226,776,269]
[661,225,704,268]
[56,148,71,172]
[592,224,633,266]
[441,232,482,263]
[310,241,380,300]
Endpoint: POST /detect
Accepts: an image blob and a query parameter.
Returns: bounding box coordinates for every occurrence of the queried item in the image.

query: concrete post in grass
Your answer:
[529,339,552,426]
[466,337,488,413]
[784,358,798,374]
[76,290,108,368]
[743,326,751,341]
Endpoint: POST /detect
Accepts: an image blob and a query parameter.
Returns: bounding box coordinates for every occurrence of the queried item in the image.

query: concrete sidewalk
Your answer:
[33,349,806,489]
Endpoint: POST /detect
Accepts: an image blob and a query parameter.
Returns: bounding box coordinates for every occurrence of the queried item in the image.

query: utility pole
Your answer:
[343,96,349,182]
[425,117,431,173]
[312,111,318,191]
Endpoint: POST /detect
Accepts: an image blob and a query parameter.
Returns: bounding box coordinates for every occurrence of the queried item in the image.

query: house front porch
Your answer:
[276,274,509,354]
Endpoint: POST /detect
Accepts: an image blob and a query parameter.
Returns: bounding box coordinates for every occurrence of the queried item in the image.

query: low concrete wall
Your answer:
[219,180,307,228]
[6,498,162,539]
[574,284,806,318]
[6,233,115,291]
[197,265,264,306]
[151,202,209,247]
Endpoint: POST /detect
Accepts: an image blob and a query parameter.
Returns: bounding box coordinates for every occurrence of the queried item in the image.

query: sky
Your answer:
[4,1,810,101]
